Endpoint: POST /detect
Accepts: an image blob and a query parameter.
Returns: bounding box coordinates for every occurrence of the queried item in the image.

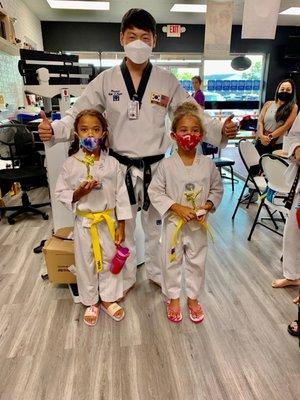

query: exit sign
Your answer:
[167,24,181,37]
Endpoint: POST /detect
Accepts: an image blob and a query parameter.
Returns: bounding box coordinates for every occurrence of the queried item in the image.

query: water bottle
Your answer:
[110,245,130,275]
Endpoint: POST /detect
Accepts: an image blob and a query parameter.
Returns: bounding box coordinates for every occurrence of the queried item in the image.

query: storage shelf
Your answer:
[0,36,19,56]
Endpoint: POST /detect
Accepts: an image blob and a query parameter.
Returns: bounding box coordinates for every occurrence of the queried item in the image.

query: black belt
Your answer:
[109,149,164,211]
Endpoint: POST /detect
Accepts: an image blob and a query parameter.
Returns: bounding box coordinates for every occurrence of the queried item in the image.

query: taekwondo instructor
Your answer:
[38,9,238,295]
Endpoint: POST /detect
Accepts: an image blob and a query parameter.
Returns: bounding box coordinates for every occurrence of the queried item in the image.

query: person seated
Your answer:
[255,79,298,156]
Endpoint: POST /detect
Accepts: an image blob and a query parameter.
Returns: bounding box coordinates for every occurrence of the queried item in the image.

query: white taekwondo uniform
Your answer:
[148,152,223,299]
[51,60,226,292]
[55,149,132,305]
[282,115,300,280]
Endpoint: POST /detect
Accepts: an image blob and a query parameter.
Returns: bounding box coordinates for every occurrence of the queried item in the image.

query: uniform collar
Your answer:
[173,150,201,167]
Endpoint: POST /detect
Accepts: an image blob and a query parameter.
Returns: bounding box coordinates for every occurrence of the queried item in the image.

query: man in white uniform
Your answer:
[272,114,300,289]
[39,9,238,294]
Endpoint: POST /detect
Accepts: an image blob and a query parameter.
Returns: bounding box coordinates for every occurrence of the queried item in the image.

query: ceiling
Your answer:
[21,0,300,26]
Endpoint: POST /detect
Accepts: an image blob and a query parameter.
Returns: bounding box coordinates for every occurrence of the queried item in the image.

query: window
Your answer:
[203,55,264,103]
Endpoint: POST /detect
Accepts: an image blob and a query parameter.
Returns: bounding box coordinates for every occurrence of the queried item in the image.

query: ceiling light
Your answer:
[170,4,207,13]
[47,1,110,10]
[280,7,300,15]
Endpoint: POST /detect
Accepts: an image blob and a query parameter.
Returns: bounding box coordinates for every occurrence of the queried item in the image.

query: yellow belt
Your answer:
[76,209,115,273]
[169,216,213,263]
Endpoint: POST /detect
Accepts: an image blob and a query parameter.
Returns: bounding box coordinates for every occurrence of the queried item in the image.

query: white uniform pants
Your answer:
[161,220,208,300]
[74,216,123,306]
[282,193,300,280]
[123,176,162,292]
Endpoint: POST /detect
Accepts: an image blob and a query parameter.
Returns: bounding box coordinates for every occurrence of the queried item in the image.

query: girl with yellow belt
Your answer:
[55,110,132,326]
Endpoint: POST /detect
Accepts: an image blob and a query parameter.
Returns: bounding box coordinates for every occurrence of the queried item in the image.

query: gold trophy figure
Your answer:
[83,153,95,181]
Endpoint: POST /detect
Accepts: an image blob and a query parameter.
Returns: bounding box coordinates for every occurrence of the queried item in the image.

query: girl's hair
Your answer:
[274,79,296,123]
[171,102,203,133]
[68,109,108,156]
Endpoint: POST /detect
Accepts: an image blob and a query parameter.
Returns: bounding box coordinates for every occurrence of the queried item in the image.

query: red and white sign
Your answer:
[167,24,181,37]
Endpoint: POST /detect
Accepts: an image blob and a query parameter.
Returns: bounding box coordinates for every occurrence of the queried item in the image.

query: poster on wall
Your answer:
[204,1,233,56]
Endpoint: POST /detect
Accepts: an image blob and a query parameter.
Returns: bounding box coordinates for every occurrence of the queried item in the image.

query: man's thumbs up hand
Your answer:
[222,114,238,139]
[38,111,53,142]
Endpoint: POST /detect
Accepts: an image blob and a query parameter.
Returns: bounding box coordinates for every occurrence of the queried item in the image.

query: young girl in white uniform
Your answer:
[148,103,223,323]
[55,110,132,326]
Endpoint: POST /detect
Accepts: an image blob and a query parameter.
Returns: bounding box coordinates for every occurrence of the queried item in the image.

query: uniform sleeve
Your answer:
[207,162,224,212]
[148,161,175,217]
[55,162,77,213]
[167,75,225,148]
[52,72,107,142]
[115,162,132,221]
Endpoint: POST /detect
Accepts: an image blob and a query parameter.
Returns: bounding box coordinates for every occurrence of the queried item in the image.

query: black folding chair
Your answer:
[202,143,237,192]
[232,139,278,239]
[0,122,50,224]
[247,153,290,240]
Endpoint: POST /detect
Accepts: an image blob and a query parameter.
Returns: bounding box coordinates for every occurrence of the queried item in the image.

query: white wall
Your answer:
[0,0,43,111]
[1,0,43,50]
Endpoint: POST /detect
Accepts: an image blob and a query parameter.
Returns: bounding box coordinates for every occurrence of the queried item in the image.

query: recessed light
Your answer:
[47,1,110,10]
[170,4,207,13]
[280,7,300,15]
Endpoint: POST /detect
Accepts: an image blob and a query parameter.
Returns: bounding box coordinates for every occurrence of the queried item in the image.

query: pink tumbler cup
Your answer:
[110,245,130,274]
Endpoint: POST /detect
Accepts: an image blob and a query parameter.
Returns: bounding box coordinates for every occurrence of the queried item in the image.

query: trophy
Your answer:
[184,183,206,219]
[83,153,95,181]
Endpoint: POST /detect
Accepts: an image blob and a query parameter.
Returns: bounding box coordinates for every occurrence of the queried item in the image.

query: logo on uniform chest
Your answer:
[109,90,123,101]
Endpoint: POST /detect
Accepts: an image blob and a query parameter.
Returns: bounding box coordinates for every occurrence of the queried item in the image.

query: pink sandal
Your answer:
[83,305,100,326]
[188,302,204,324]
[166,300,182,323]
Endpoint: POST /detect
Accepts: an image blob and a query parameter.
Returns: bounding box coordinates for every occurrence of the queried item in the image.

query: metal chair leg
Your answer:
[232,180,248,220]
[246,189,255,208]
[263,204,279,230]
[230,166,234,192]
[247,200,264,241]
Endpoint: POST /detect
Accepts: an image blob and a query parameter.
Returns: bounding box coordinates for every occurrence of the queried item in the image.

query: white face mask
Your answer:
[124,40,152,64]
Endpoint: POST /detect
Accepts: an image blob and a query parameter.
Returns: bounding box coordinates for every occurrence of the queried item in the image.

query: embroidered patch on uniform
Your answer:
[109,90,122,101]
[150,92,169,108]
[156,219,162,225]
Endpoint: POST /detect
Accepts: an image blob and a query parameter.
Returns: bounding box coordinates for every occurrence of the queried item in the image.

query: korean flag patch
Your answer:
[151,92,169,108]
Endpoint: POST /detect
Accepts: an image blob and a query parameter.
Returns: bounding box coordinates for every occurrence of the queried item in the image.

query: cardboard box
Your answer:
[43,227,76,284]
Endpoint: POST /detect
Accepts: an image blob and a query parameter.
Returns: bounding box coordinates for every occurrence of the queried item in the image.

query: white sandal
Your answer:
[101,302,125,322]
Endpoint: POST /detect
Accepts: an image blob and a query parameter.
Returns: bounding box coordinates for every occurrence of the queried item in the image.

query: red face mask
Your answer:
[174,133,201,151]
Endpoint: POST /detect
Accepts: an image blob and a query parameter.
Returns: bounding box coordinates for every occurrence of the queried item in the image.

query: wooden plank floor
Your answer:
[0,181,299,400]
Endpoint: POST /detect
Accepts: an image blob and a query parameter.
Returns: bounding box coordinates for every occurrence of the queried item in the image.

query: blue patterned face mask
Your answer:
[79,137,105,152]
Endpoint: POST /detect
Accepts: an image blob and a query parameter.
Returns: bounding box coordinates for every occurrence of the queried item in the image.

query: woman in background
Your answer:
[192,76,205,109]
[256,79,298,155]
